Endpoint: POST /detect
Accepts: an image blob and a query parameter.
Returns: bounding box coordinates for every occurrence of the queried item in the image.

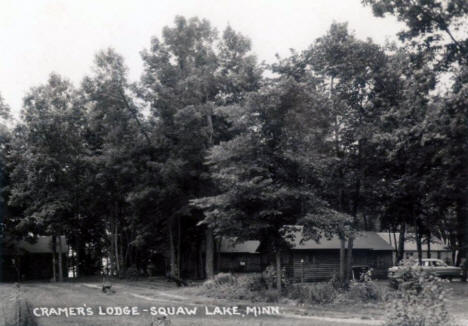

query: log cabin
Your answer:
[218,231,394,281]
[377,232,454,264]
[0,236,67,281]
[218,238,262,273]
[281,231,394,281]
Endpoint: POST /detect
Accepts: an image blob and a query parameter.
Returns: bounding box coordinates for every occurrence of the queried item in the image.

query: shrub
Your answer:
[383,266,458,326]
[236,274,266,292]
[212,272,237,287]
[286,282,338,304]
[346,279,380,302]
[200,273,268,302]
[123,265,140,280]
[329,273,344,290]
[344,268,380,302]
[260,289,280,303]
[262,265,289,289]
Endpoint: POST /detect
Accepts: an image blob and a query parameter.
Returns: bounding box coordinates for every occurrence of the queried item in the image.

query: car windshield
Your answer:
[413,260,448,267]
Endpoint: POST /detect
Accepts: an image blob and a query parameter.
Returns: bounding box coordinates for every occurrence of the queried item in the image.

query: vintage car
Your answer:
[388,258,462,280]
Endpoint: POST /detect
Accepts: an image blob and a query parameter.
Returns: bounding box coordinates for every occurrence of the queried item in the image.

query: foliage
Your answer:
[286,282,339,304]
[345,280,380,302]
[262,265,289,289]
[286,271,381,305]
[1,7,467,286]
[200,273,268,302]
[140,16,262,277]
[363,0,468,66]
[383,266,458,326]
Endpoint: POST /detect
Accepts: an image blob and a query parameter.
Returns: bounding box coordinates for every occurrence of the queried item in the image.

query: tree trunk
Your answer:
[363,214,368,230]
[397,224,406,263]
[177,216,181,278]
[416,229,423,266]
[57,235,63,282]
[119,229,124,273]
[391,231,397,261]
[114,222,120,276]
[339,234,345,282]
[275,251,281,294]
[426,232,431,259]
[216,238,221,274]
[456,198,468,281]
[198,242,204,279]
[108,225,115,276]
[456,199,467,263]
[205,228,214,279]
[346,237,353,282]
[204,107,215,280]
[168,217,177,277]
[51,235,57,282]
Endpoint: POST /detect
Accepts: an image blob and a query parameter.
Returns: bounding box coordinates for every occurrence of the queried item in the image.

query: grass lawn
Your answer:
[0,279,467,326]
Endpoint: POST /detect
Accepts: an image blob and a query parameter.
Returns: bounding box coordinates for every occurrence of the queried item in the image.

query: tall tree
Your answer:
[306,22,388,281]
[364,0,468,270]
[193,73,347,291]
[8,74,85,281]
[140,16,261,278]
[0,94,11,244]
[81,48,145,276]
[363,0,468,66]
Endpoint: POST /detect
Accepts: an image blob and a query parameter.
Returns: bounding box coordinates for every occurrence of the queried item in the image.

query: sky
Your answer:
[0,0,404,120]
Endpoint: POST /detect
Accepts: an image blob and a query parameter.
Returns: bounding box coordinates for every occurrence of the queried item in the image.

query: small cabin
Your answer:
[377,232,454,264]
[281,231,394,281]
[218,238,262,273]
[1,236,67,282]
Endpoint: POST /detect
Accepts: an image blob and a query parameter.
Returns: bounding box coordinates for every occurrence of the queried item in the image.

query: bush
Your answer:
[200,273,268,302]
[212,272,237,287]
[286,269,383,305]
[346,280,380,302]
[329,273,344,290]
[123,265,140,280]
[236,274,266,292]
[383,266,458,326]
[260,289,280,303]
[344,268,380,302]
[286,282,338,304]
[262,265,289,289]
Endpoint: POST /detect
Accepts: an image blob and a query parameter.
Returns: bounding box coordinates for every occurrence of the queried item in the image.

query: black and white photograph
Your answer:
[0,1,467,325]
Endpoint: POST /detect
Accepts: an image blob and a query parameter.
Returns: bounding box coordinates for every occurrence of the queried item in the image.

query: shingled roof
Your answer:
[376,233,450,252]
[287,230,394,251]
[2,236,67,255]
[220,238,260,254]
[219,231,393,253]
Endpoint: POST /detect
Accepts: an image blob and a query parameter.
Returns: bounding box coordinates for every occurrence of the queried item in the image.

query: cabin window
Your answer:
[308,255,316,264]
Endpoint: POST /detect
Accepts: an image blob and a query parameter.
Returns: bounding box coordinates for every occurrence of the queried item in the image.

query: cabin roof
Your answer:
[376,233,450,252]
[288,231,394,251]
[2,236,67,254]
[220,231,393,253]
[220,238,260,254]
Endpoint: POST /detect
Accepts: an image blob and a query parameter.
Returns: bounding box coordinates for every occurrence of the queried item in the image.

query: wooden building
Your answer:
[1,236,67,282]
[282,231,394,281]
[218,231,393,281]
[377,232,454,264]
[218,238,262,273]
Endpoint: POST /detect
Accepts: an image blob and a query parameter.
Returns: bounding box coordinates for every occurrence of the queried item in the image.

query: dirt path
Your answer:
[4,282,467,326]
